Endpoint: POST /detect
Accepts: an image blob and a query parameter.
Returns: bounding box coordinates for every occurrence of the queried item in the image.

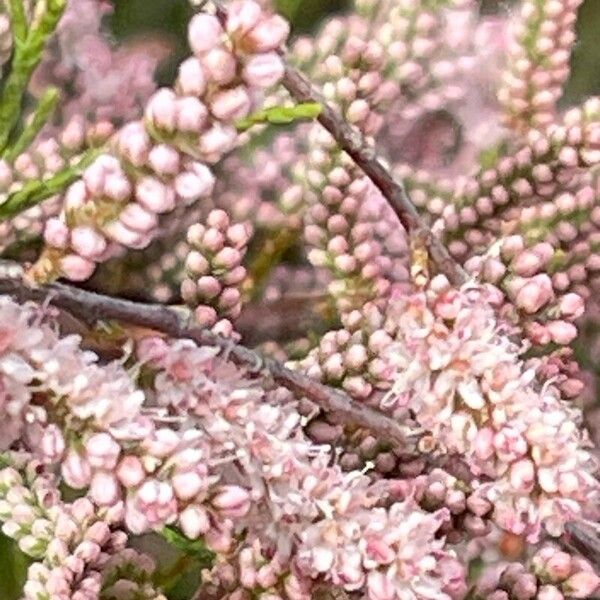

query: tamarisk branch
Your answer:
[0,260,415,447]
[279,63,468,285]
[211,2,467,286]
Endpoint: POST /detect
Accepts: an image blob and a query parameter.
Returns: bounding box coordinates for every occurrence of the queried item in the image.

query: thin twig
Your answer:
[0,261,414,447]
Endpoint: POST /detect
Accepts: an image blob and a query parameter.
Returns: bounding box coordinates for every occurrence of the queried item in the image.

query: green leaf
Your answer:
[0,0,67,153]
[4,87,61,161]
[236,102,322,132]
[0,531,31,600]
[161,527,216,568]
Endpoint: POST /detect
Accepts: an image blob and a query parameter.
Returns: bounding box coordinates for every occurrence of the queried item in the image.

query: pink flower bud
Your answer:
[512,250,545,277]
[227,1,262,35]
[148,144,180,176]
[74,540,101,563]
[136,177,176,214]
[145,89,178,132]
[244,15,290,52]
[177,57,207,97]
[44,218,70,249]
[545,551,573,581]
[60,255,96,281]
[116,456,146,488]
[547,320,577,345]
[89,471,120,506]
[179,505,210,539]
[117,122,150,167]
[201,48,237,85]
[62,451,92,488]
[176,96,208,132]
[219,287,241,311]
[71,226,107,260]
[176,167,214,207]
[194,305,218,327]
[119,203,159,233]
[211,485,251,518]
[86,433,121,470]
[172,470,205,500]
[346,99,370,123]
[104,172,132,202]
[558,293,584,319]
[227,222,252,248]
[515,274,554,313]
[196,276,221,298]
[243,52,284,88]
[211,86,252,121]
[199,124,238,162]
[188,14,223,55]
[84,521,111,546]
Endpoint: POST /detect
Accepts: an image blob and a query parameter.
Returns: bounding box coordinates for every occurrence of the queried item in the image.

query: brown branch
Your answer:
[0,261,414,447]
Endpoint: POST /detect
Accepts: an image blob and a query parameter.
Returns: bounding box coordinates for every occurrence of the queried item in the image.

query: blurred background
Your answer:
[109,0,600,106]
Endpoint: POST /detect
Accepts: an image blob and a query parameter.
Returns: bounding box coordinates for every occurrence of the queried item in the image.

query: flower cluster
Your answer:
[1,0,600,598]
[30,0,288,282]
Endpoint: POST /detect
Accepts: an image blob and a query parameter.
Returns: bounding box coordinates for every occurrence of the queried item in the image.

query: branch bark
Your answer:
[0,261,415,447]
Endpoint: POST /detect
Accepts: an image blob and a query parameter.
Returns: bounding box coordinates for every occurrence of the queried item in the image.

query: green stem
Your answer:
[0,148,101,220]
[3,86,60,161]
[0,0,67,153]
[7,0,28,42]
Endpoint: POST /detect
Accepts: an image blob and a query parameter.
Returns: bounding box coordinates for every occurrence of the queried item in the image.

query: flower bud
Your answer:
[145,89,178,132]
[243,52,284,88]
[59,255,96,281]
[188,14,223,55]
[179,504,210,539]
[177,57,207,97]
[563,571,600,598]
[244,15,289,52]
[211,485,251,518]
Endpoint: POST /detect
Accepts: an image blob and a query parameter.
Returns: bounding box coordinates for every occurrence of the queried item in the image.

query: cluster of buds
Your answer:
[409,468,494,543]
[438,98,600,261]
[498,0,583,132]
[474,544,600,599]
[30,0,289,283]
[99,549,167,600]
[290,298,401,401]
[301,131,409,314]
[181,208,252,334]
[0,116,112,256]
[0,459,131,600]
